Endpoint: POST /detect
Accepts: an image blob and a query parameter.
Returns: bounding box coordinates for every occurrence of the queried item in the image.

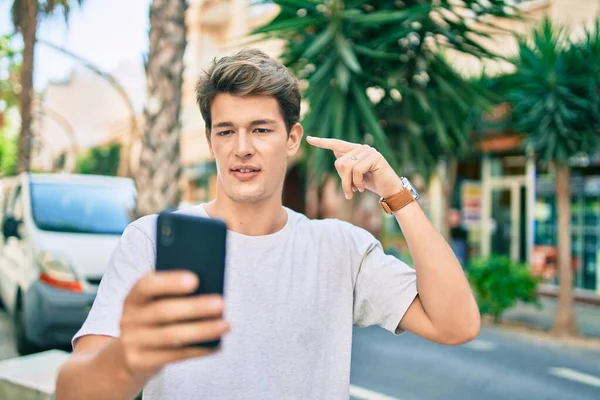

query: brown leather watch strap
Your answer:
[379,189,414,214]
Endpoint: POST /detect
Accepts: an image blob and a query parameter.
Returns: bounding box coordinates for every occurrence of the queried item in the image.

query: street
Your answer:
[351,325,600,400]
[2,309,600,399]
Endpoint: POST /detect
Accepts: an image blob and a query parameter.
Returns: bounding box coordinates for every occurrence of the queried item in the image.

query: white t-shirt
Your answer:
[73,205,418,400]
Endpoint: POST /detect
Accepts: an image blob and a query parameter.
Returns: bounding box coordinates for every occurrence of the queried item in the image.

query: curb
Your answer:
[538,284,600,306]
[0,349,69,400]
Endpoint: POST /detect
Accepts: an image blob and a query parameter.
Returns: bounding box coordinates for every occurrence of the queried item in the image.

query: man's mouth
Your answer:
[232,168,259,173]
[231,166,261,180]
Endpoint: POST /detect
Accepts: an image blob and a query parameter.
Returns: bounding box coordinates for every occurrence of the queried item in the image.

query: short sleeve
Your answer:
[72,219,156,347]
[348,224,418,334]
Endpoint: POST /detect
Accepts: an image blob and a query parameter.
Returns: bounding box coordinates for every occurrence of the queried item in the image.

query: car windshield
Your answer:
[30,181,135,235]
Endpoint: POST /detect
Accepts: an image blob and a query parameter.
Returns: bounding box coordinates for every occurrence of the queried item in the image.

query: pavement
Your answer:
[501,297,600,338]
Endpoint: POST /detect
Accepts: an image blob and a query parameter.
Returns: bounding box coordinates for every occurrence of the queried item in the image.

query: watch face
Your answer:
[401,177,420,200]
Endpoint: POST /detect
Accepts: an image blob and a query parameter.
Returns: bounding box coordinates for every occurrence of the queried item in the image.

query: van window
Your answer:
[29,182,135,234]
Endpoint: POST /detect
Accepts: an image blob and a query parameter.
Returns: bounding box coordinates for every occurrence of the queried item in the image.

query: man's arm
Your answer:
[56,336,144,400]
[55,271,229,400]
[306,136,480,345]
[394,201,480,344]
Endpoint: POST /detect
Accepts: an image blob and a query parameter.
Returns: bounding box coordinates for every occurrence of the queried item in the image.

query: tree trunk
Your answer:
[440,158,458,241]
[305,177,327,220]
[552,162,579,337]
[283,164,306,214]
[135,0,188,217]
[315,181,326,219]
[17,0,38,173]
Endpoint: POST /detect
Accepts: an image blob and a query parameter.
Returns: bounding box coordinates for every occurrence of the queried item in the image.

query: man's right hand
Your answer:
[117,270,229,383]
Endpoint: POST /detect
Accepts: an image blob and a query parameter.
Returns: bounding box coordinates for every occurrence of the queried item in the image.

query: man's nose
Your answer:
[234,130,255,158]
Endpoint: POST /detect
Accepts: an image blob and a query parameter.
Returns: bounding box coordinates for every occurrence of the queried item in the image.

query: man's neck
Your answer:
[204,196,288,237]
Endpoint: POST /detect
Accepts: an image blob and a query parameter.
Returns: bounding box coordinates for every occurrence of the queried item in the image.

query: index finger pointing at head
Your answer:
[306,136,356,153]
[127,271,199,304]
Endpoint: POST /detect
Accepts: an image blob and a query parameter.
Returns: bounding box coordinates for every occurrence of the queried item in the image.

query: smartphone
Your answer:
[155,211,228,348]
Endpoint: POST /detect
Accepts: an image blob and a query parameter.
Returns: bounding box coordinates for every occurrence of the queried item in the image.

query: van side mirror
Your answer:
[3,216,21,239]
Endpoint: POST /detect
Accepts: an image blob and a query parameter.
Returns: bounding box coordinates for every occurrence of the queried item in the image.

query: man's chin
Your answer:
[227,189,267,204]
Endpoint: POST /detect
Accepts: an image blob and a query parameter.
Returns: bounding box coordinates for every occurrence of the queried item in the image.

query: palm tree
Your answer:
[251,0,518,225]
[134,0,188,216]
[0,34,20,113]
[0,34,21,175]
[9,0,84,173]
[503,19,600,337]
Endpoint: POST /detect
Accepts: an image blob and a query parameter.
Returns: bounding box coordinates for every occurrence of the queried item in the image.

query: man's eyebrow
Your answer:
[213,120,277,129]
[212,121,234,129]
[250,119,277,126]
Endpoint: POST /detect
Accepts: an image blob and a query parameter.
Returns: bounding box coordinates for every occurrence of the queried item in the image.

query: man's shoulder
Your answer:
[292,210,368,240]
[126,214,158,244]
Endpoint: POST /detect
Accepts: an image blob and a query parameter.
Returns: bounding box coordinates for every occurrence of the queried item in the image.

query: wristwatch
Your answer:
[379,177,420,214]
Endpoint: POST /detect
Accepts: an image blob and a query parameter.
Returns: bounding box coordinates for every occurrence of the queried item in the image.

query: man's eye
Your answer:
[255,128,271,134]
[217,130,234,136]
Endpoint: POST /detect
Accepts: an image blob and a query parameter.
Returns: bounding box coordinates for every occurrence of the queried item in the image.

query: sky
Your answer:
[0,0,150,91]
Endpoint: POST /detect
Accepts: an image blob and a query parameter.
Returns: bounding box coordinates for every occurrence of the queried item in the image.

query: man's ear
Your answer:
[287,123,304,158]
[206,132,215,158]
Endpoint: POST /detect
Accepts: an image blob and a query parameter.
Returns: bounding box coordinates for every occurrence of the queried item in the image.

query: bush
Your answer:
[0,132,18,176]
[466,255,542,323]
[76,143,120,176]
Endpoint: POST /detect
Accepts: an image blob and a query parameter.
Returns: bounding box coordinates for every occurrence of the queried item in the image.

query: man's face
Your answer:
[208,93,303,204]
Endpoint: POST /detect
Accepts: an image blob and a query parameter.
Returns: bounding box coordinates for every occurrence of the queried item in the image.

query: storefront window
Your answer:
[489,155,527,178]
[534,168,600,292]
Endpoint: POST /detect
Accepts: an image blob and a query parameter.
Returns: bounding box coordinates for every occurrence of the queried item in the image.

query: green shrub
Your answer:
[76,143,120,176]
[466,255,542,323]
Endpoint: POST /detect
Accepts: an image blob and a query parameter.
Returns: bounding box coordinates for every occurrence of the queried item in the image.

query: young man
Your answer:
[56,49,480,400]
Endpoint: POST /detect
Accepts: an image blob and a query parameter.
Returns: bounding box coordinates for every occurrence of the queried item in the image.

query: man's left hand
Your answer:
[306,136,402,200]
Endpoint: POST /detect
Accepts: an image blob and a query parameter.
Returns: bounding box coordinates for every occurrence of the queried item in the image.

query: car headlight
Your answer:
[37,251,82,292]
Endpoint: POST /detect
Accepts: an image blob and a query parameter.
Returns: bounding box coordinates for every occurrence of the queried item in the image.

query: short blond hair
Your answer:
[195,48,301,138]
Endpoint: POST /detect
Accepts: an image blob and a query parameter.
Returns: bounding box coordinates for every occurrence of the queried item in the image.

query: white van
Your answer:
[0,173,136,354]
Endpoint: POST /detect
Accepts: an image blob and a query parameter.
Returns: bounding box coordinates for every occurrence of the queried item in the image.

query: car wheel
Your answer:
[15,299,40,356]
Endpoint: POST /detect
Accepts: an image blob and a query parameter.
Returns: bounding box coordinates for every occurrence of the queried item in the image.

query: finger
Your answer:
[335,147,367,200]
[136,295,225,325]
[306,136,357,153]
[132,319,230,349]
[127,271,199,305]
[352,148,378,192]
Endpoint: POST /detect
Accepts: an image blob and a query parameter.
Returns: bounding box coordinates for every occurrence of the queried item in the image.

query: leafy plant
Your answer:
[503,18,599,162]
[0,131,18,177]
[76,143,120,176]
[467,255,542,323]
[251,0,520,183]
[0,34,21,114]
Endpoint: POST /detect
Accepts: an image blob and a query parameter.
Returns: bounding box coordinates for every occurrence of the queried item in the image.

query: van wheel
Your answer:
[15,299,40,355]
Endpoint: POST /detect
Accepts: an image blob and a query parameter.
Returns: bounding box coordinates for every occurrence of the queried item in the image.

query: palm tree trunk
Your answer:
[17,0,38,173]
[552,162,579,337]
[135,0,187,216]
[440,158,458,241]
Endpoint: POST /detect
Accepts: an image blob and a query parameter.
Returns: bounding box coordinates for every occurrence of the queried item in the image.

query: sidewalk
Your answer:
[502,297,600,339]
